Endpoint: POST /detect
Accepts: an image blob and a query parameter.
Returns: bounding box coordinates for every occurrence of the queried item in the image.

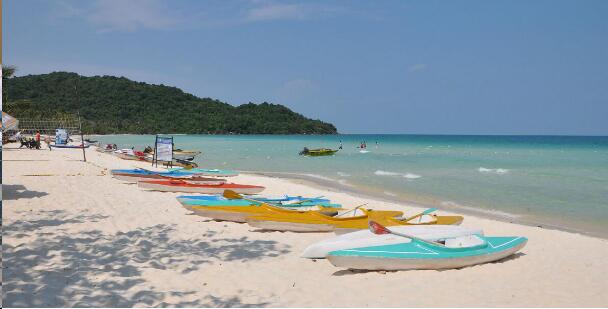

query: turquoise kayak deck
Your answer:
[328,236,527,259]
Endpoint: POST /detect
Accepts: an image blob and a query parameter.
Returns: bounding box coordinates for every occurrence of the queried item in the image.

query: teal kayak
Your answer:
[177,195,341,209]
[327,235,527,270]
[168,167,239,177]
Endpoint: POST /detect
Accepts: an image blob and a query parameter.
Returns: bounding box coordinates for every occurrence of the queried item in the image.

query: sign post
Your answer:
[154,135,173,168]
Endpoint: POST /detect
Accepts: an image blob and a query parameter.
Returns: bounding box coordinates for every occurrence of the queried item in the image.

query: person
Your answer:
[35,131,41,149]
[44,135,52,150]
[339,140,343,150]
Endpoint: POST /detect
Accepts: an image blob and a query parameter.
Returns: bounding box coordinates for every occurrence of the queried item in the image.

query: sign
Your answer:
[155,136,173,162]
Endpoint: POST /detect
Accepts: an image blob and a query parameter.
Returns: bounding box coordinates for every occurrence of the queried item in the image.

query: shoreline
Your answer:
[247,171,608,240]
[3,144,608,307]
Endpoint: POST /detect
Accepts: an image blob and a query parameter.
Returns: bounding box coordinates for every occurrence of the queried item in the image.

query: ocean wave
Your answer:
[478,167,510,174]
[337,172,351,177]
[383,191,397,197]
[374,170,422,179]
[440,201,521,218]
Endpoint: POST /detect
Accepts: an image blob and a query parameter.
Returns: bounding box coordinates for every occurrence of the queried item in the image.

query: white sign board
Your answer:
[155,136,173,162]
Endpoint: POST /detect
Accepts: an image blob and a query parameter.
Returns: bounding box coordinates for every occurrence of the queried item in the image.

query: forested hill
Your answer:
[3,72,338,134]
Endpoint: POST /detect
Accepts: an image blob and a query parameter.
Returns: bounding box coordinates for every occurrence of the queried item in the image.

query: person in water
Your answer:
[339,140,343,149]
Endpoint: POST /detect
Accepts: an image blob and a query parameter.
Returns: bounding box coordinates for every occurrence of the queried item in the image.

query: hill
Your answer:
[3,72,338,134]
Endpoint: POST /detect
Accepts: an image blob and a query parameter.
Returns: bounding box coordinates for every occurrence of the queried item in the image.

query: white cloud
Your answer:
[245,3,308,21]
[409,63,427,73]
[55,0,181,32]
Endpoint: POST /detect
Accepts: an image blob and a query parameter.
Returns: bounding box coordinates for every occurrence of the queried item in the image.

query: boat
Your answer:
[299,147,339,156]
[49,143,90,149]
[138,179,265,194]
[246,207,464,233]
[110,168,199,177]
[327,221,526,270]
[167,167,239,177]
[187,202,344,223]
[301,225,483,259]
[112,172,226,185]
[113,149,148,161]
[177,195,341,210]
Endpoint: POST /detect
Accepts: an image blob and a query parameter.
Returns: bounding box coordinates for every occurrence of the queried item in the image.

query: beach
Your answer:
[3,144,608,307]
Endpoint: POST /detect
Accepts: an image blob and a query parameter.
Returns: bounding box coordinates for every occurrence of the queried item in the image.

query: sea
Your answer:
[93,134,608,237]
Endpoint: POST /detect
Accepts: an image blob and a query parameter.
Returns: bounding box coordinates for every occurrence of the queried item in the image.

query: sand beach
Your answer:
[2,144,608,307]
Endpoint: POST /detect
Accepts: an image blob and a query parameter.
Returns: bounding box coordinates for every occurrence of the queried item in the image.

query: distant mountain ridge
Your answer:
[4,72,338,134]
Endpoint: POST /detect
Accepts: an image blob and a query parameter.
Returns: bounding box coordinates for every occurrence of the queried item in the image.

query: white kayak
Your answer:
[301,225,483,259]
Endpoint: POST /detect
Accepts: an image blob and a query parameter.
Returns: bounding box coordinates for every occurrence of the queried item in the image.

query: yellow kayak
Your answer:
[246,208,464,232]
[188,203,346,223]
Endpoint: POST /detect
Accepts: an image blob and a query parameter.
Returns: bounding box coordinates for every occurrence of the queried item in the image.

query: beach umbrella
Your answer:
[2,112,19,132]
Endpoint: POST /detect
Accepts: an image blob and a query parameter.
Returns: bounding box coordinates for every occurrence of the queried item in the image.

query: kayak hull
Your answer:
[327,236,527,271]
[138,180,264,194]
[301,225,484,259]
[113,173,225,185]
[247,219,336,232]
[245,209,463,233]
[168,168,239,177]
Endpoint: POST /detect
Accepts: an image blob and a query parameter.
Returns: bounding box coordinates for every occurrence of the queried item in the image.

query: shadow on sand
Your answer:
[3,184,49,200]
[3,210,287,307]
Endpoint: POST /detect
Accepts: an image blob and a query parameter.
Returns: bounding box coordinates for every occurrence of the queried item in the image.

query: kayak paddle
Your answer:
[368,220,447,248]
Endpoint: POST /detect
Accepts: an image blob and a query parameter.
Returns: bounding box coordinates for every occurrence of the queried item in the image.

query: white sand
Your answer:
[3,144,608,307]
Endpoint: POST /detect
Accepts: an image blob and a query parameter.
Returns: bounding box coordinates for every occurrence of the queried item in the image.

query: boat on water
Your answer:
[301,225,483,259]
[138,179,265,194]
[299,147,339,156]
[177,195,341,210]
[246,207,463,233]
[112,172,226,185]
[167,167,239,177]
[327,222,526,270]
[50,143,90,149]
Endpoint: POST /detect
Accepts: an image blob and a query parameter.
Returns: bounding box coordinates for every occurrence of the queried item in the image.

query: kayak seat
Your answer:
[319,210,340,217]
[445,235,486,248]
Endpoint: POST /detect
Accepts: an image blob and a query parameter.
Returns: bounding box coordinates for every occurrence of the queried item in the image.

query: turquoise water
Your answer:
[94,134,608,237]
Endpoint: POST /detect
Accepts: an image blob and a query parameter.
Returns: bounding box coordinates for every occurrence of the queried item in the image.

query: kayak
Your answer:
[301,225,483,259]
[110,168,199,177]
[177,194,330,204]
[299,148,339,156]
[112,173,226,185]
[138,179,264,194]
[167,167,239,177]
[327,234,527,270]
[188,202,343,223]
[50,144,90,149]
[246,208,463,233]
[177,195,341,210]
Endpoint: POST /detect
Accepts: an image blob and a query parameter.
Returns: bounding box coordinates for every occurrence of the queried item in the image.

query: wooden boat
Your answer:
[327,223,526,270]
[246,208,464,233]
[187,202,345,223]
[177,195,341,211]
[138,179,264,194]
[112,172,226,185]
[301,225,483,259]
[299,147,339,156]
[167,167,239,177]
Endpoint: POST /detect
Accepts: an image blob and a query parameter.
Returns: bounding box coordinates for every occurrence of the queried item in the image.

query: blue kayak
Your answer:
[327,235,527,270]
[177,195,340,208]
[168,167,239,177]
[110,168,197,177]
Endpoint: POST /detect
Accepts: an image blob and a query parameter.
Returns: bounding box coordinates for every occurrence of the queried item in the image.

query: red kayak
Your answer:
[112,173,226,185]
[138,179,265,194]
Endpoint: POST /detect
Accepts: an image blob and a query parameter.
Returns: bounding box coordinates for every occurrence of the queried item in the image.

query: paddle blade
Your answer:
[223,189,242,200]
[368,220,391,235]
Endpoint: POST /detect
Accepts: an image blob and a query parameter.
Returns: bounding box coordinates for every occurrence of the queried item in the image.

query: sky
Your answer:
[4,0,608,135]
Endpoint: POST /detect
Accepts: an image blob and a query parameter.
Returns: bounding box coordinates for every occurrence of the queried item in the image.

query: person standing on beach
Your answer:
[35,131,41,149]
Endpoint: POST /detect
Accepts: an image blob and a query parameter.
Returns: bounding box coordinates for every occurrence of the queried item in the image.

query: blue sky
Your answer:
[4,0,608,135]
